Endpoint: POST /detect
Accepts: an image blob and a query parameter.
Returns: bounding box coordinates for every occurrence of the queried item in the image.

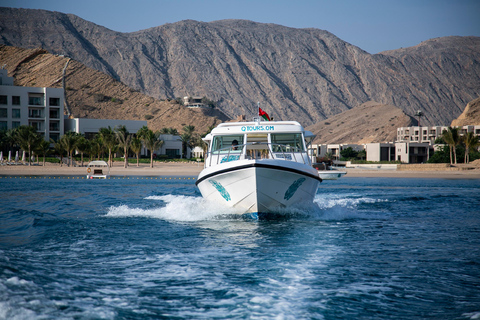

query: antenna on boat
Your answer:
[254,102,261,124]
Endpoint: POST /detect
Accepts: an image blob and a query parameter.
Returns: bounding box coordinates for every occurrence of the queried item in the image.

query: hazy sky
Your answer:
[2,0,479,53]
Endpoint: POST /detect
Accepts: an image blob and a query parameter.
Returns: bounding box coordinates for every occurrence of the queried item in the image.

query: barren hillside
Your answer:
[0,45,224,134]
[451,97,480,126]
[307,102,415,144]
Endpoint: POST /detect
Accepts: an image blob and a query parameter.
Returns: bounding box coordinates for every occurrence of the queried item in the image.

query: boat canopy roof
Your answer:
[203,121,313,142]
[87,160,109,167]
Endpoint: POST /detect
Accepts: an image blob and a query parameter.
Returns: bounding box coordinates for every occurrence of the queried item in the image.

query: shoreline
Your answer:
[1,162,480,179]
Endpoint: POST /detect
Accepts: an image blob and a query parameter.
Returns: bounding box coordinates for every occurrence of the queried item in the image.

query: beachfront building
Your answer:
[397,125,480,143]
[155,134,187,159]
[395,142,432,163]
[311,141,433,164]
[310,143,365,161]
[365,143,396,162]
[64,118,147,139]
[64,117,149,156]
[0,68,64,142]
[365,142,433,163]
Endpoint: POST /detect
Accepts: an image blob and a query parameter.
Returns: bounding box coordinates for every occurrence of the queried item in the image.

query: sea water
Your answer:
[0,175,479,319]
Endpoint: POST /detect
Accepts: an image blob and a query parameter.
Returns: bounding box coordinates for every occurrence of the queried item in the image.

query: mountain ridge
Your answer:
[1,7,479,126]
[2,44,478,145]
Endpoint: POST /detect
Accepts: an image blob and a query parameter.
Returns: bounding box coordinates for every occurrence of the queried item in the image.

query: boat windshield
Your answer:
[270,133,305,152]
[212,135,244,152]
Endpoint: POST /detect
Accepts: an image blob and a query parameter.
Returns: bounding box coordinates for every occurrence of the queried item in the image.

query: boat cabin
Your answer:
[203,120,314,168]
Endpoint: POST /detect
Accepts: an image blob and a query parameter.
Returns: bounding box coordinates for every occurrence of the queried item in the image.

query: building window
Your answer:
[12,96,20,105]
[0,95,7,105]
[29,121,43,131]
[29,94,44,106]
[50,133,59,142]
[12,109,20,118]
[0,121,7,130]
[29,109,44,118]
[50,108,60,119]
[49,121,60,131]
[12,121,20,129]
[166,149,180,158]
[49,97,60,106]
[0,108,7,118]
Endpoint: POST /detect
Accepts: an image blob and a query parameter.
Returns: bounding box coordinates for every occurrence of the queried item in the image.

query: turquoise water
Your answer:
[1,175,479,319]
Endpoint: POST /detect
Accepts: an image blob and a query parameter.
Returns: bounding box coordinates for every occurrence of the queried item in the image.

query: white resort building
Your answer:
[0,69,65,142]
[312,124,480,164]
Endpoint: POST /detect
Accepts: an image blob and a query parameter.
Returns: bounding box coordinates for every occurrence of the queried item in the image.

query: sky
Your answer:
[2,0,479,53]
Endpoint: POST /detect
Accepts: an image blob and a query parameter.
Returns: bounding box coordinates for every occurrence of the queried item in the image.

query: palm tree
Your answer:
[14,125,41,166]
[194,134,207,156]
[90,137,102,161]
[36,139,51,166]
[180,133,192,159]
[167,128,179,135]
[61,132,79,166]
[160,128,170,134]
[99,127,116,167]
[183,125,195,135]
[51,138,66,166]
[115,125,132,168]
[1,129,16,154]
[181,125,196,158]
[142,129,164,168]
[442,127,460,164]
[463,132,480,164]
[136,126,150,141]
[75,136,90,166]
[130,136,143,167]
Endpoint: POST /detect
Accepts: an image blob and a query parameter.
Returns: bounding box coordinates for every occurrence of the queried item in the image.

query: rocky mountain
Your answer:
[451,97,480,126]
[306,101,415,144]
[1,7,479,127]
[0,45,223,134]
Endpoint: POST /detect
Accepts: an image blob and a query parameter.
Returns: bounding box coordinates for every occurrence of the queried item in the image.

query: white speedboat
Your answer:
[86,160,110,179]
[317,169,347,180]
[196,119,322,215]
[313,161,346,180]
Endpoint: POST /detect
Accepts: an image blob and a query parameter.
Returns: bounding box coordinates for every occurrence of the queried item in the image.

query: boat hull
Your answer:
[196,160,321,214]
[317,171,347,180]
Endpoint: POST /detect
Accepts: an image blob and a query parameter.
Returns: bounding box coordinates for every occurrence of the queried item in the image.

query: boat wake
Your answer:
[105,193,390,222]
[311,194,391,221]
[106,195,246,221]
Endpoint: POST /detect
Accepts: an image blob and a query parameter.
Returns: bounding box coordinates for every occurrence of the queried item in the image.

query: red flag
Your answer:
[259,107,271,121]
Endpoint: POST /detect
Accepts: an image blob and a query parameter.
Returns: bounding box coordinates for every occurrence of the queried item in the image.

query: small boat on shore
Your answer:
[196,118,322,216]
[313,161,347,180]
[317,169,347,180]
[86,160,110,179]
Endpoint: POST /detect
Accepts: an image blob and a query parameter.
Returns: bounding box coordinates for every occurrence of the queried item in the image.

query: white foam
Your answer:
[314,193,388,209]
[106,195,244,221]
[310,193,390,221]
[464,312,480,320]
[6,276,33,287]
[0,301,37,320]
[106,192,390,222]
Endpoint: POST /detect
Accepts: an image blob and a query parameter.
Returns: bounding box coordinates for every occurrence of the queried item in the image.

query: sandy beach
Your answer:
[1,161,480,179]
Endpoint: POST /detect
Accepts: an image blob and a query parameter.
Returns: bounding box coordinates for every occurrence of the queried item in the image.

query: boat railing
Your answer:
[206,142,311,167]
